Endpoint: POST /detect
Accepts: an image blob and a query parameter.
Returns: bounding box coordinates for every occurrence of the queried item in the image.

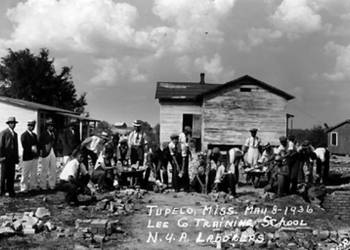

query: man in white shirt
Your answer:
[314,146,330,184]
[59,150,91,205]
[128,120,146,165]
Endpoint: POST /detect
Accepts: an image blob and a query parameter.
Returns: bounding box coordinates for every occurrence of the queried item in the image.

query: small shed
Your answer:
[155,74,294,150]
[326,120,350,155]
[0,96,99,156]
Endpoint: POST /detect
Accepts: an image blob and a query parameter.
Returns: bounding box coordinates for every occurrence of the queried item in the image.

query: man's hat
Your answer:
[27,120,36,125]
[250,128,258,132]
[6,117,18,124]
[170,133,179,139]
[100,131,109,140]
[132,120,142,127]
[46,118,54,125]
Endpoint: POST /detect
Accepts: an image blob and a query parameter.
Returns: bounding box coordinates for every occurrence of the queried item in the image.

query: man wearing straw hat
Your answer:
[38,118,57,190]
[128,120,146,166]
[0,117,19,197]
[20,120,39,193]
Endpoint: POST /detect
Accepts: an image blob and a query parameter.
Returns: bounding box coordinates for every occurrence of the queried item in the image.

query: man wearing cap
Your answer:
[243,129,262,168]
[0,117,19,197]
[128,120,146,166]
[20,120,39,193]
[38,118,57,190]
[60,119,80,165]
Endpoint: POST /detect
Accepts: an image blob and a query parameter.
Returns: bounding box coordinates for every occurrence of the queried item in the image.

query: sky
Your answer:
[0,0,349,128]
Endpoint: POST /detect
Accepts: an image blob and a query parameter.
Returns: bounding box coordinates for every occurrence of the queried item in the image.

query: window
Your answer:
[240,87,251,92]
[330,132,338,146]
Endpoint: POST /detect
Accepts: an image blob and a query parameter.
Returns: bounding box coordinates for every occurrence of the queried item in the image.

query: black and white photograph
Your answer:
[0,0,349,249]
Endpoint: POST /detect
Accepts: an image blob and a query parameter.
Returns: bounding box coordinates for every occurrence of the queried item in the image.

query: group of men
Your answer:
[0,116,330,202]
[0,116,79,197]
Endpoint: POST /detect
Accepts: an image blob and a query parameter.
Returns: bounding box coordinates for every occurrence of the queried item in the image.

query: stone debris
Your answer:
[35,207,51,218]
[0,207,55,237]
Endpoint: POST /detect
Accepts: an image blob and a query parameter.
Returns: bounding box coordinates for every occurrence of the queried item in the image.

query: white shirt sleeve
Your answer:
[215,165,225,183]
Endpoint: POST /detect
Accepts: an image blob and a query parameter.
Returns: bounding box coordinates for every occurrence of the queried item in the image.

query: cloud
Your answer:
[0,0,149,53]
[194,53,235,81]
[152,0,236,53]
[323,42,350,81]
[271,0,322,38]
[90,57,147,86]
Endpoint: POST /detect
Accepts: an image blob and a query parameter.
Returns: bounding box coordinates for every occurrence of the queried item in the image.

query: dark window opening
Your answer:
[240,87,251,92]
[330,132,338,146]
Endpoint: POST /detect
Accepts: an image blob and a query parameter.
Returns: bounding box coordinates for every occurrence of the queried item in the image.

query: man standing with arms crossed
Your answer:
[20,120,39,193]
[0,117,19,197]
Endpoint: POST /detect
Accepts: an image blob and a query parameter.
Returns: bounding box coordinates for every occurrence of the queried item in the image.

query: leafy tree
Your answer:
[0,48,86,113]
[290,125,327,148]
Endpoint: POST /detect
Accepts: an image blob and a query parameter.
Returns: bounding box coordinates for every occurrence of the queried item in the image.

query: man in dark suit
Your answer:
[0,117,19,197]
[38,118,57,190]
[61,120,80,165]
[20,120,39,192]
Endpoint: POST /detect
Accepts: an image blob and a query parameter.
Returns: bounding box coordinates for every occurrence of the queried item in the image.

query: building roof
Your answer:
[326,120,350,133]
[199,75,295,100]
[0,96,99,122]
[155,75,294,101]
[155,82,219,101]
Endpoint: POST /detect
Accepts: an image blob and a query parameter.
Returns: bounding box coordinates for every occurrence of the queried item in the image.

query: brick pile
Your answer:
[323,190,350,222]
[0,207,56,237]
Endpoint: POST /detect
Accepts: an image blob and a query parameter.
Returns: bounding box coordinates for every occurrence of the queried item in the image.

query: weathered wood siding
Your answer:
[328,123,350,155]
[159,102,201,144]
[202,85,287,148]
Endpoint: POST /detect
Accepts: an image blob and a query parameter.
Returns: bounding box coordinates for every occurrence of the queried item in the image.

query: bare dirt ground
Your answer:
[0,161,349,249]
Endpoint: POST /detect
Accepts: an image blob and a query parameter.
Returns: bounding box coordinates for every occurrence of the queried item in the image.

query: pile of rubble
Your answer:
[91,188,146,215]
[74,218,122,244]
[0,207,56,236]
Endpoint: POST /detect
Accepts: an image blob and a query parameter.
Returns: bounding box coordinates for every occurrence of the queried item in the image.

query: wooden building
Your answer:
[155,74,294,150]
[326,120,350,155]
[0,96,99,156]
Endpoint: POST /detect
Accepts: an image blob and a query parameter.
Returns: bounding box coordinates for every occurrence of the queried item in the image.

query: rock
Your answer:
[56,232,65,238]
[93,234,105,243]
[13,220,23,231]
[23,228,36,235]
[79,205,88,211]
[318,230,330,240]
[36,220,44,232]
[44,221,56,231]
[2,221,12,228]
[195,201,201,206]
[35,207,50,218]
[22,215,39,229]
[42,197,48,202]
[75,219,91,229]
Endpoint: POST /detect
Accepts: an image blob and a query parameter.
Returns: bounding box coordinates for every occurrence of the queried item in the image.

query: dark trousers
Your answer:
[277,174,289,197]
[170,156,189,192]
[225,174,237,195]
[289,158,300,194]
[0,162,16,196]
[59,174,90,203]
[130,146,144,165]
[207,169,217,193]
